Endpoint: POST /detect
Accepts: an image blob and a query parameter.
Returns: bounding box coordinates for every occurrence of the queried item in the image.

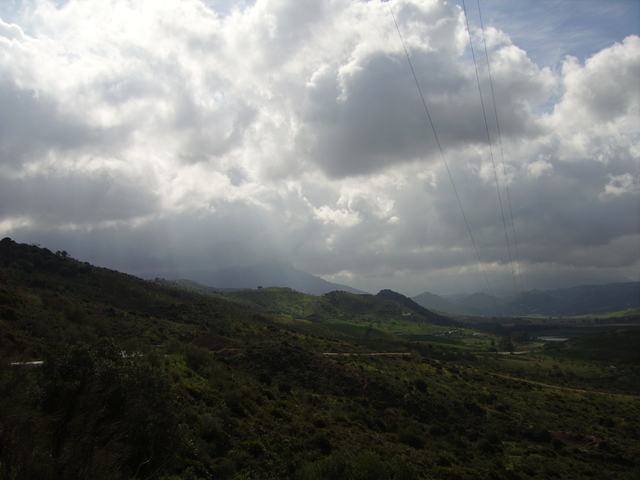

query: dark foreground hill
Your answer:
[1,238,639,480]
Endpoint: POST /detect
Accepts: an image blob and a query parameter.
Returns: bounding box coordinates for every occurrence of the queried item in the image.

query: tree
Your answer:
[512,331,529,344]
[39,339,182,479]
[498,336,514,352]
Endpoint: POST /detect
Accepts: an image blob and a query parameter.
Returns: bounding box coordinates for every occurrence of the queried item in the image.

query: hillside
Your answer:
[1,238,639,480]
[375,289,459,326]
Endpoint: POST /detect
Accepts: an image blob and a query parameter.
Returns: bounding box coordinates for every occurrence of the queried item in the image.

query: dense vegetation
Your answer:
[1,238,639,479]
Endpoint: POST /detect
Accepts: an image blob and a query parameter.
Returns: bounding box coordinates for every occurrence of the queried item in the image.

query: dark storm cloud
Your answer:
[437,155,640,266]
[298,19,551,178]
[7,201,290,278]
[0,80,125,169]
[0,170,160,226]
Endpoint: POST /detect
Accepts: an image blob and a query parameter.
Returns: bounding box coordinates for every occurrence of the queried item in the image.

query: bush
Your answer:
[413,378,428,393]
[0,306,17,321]
[498,336,514,352]
[428,424,449,437]
[309,432,333,455]
[257,372,272,386]
[398,427,426,449]
[486,432,501,445]
[182,343,213,371]
[478,440,497,454]
[37,340,182,479]
[63,305,87,323]
[278,381,292,394]
[241,439,266,456]
[211,458,236,478]
[298,451,416,480]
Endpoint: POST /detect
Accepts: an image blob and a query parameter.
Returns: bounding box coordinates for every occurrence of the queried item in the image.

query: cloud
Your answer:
[0,0,638,296]
[296,2,553,178]
[600,173,640,199]
[552,36,640,130]
[0,168,160,227]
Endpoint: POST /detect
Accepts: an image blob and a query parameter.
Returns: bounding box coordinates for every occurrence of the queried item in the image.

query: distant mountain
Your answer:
[507,291,567,316]
[166,279,244,294]
[411,291,479,315]
[457,292,504,310]
[413,282,640,318]
[505,282,640,317]
[190,261,368,296]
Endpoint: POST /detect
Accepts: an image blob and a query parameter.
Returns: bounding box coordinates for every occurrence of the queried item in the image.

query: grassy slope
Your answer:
[1,238,639,480]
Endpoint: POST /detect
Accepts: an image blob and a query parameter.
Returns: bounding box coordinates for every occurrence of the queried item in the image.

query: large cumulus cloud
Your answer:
[0,0,638,296]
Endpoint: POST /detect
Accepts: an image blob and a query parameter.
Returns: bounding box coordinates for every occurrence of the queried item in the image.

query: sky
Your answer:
[0,0,638,297]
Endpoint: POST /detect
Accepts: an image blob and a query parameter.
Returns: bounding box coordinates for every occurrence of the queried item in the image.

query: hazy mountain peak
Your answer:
[190,261,368,296]
[458,292,503,310]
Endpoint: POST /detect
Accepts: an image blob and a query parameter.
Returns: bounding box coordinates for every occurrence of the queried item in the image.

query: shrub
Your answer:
[429,424,449,437]
[257,372,272,386]
[413,378,428,393]
[298,451,416,480]
[37,340,182,479]
[551,437,564,451]
[241,440,266,456]
[478,440,496,454]
[58,266,72,277]
[278,381,292,394]
[486,432,501,445]
[211,458,236,478]
[182,343,213,371]
[309,432,333,455]
[0,306,17,321]
[63,305,87,323]
[398,427,426,449]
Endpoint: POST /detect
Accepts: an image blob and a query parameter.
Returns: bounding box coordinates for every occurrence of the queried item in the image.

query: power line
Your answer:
[475,0,527,315]
[462,0,522,316]
[386,1,502,315]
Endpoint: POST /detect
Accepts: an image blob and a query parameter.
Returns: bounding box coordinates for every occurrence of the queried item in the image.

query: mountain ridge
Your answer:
[183,261,368,296]
[412,282,640,317]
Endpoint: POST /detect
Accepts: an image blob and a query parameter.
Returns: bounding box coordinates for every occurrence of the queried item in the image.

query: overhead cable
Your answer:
[386,0,501,314]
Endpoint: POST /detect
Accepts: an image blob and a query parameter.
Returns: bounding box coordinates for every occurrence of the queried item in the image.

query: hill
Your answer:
[412,290,478,315]
[1,238,639,480]
[184,261,368,295]
[375,289,459,326]
[208,286,456,327]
